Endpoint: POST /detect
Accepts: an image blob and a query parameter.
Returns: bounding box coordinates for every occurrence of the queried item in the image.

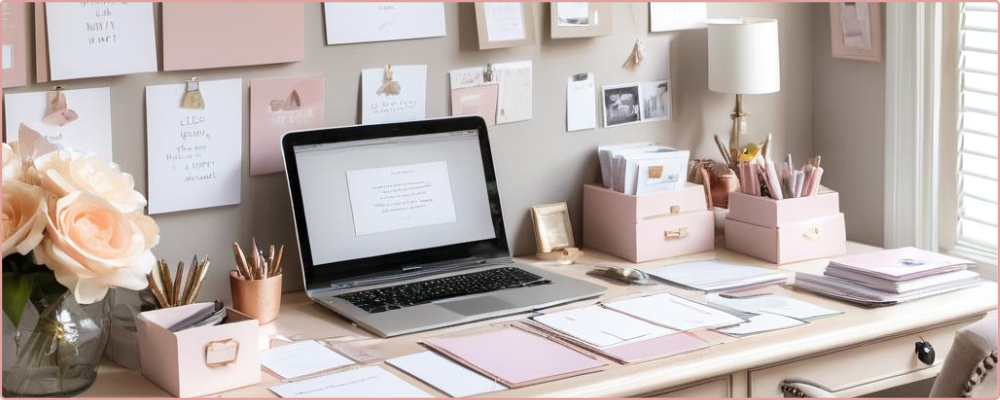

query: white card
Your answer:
[45,3,158,81]
[2,45,11,70]
[260,341,355,380]
[269,366,432,398]
[714,313,805,336]
[483,3,526,42]
[533,305,676,348]
[567,73,597,132]
[387,352,506,397]
[4,88,114,161]
[707,294,841,321]
[495,61,533,124]
[346,161,457,236]
[145,79,243,215]
[604,293,745,331]
[649,2,708,32]
[361,65,427,124]
[323,3,446,45]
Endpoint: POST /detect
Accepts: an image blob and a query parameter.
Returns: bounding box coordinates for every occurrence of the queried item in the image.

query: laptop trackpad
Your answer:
[438,296,515,316]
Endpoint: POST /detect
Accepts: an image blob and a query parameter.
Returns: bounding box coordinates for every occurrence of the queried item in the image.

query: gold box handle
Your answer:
[664,227,690,240]
[205,339,240,367]
[803,227,821,241]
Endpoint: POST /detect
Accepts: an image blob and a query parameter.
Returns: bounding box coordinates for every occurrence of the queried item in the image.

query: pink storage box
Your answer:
[583,183,715,262]
[137,304,261,398]
[725,191,847,264]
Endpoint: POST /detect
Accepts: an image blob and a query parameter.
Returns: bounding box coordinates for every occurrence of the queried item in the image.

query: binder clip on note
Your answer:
[377,63,401,96]
[181,77,206,110]
[43,86,79,127]
[483,63,494,83]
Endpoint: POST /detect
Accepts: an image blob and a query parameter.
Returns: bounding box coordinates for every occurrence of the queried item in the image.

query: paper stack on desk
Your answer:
[794,247,981,307]
[597,142,690,195]
[647,260,788,292]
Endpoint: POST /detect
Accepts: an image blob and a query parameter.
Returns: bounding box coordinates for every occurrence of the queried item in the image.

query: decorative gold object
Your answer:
[530,202,575,254]
[230,271,282,325]
[664,227,690,240]
[181,77,205,110]
[146,256,211,309]
[205,339,240,367]
[376,63,401,96]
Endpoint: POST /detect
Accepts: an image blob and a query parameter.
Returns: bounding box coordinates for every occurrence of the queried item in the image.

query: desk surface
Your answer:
[85,242,998,398]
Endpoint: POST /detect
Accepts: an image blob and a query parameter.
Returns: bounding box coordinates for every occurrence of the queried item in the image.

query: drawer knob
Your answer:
[670,206,681,215]
[915,339,936,365]
[803,227,821,241]
[664,227,690,240]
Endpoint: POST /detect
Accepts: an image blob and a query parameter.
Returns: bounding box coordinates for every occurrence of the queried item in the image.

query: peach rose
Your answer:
[34,150,147,214]
[2,142,22,182]
[34,192,160,304]
[2,180,48,258]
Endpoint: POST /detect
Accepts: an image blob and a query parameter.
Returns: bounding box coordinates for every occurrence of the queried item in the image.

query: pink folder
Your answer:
[600,332,711,364]
[424,327,606,388]
[830,247,973,281]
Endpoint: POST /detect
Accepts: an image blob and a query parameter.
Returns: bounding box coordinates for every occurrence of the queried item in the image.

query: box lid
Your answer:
[726,191,841,228]
[584,183,708,225]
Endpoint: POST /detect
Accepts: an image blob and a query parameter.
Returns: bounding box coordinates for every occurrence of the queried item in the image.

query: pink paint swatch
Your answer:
[250,76,325,176]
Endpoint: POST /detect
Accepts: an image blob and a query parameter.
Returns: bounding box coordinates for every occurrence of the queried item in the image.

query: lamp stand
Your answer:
[715,94,749,171]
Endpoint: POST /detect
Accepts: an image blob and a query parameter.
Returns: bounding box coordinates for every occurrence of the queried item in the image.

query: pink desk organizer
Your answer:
[137,304,261,398]
[583,183,715,263]
[725,191,847,264]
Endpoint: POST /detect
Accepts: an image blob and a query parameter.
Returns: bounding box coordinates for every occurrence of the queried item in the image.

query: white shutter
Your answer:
[958,2,999,248]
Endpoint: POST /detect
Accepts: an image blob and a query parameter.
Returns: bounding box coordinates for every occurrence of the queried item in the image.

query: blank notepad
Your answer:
[424,327,605,388]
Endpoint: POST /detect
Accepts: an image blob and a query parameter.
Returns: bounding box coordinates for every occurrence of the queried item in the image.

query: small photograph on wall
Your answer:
[602,84,641,127]
[640,80,671,121]
[830,2,882,62]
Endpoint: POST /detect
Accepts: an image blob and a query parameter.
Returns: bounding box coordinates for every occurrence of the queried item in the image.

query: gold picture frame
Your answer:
[531,202,575,253]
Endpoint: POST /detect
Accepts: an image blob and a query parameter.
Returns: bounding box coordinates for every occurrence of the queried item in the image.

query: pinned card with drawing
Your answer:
[495,61,533,124]
[44,3,158,81]
[250,75,325,176]
[4,87,114,160]
[145,79,243,215]
[361,64,427,124]
[449,66,499,126]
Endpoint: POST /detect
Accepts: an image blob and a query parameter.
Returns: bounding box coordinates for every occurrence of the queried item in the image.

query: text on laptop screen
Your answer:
[293,130,497,265]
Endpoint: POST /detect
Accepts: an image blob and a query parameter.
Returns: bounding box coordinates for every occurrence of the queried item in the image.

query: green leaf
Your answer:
[3,272,35,328]
[57,337,78,387]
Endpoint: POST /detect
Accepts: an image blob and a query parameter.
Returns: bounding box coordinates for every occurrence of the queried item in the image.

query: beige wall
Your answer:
[811,4,887,247]
[3,2,817,298]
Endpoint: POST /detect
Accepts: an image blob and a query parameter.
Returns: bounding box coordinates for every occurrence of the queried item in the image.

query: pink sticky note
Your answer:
[250,76,326,176]
[163,3,304,71]
[450,85,499,126]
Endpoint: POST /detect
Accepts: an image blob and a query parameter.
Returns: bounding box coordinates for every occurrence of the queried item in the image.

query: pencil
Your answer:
[181,255,199,306]
[159,260,174,306]
[251,238,261,280]
[233,242,251,280]
[273,245,284,278]
[147,274,169,309]
[173,262,185,307]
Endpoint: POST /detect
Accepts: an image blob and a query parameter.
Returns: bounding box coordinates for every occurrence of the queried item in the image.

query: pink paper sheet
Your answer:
[2,2,28,88]
[601,333,711,364]
[249,75,326,176]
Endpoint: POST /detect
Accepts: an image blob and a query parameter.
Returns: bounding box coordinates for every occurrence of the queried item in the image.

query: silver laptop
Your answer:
[282,117,605,337]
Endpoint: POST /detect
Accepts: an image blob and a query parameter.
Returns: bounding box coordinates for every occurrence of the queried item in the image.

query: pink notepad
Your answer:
[424,327,606,388]
[829,247,973,281]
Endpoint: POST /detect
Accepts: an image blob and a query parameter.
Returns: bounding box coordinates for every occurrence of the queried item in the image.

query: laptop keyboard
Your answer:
[335,267,552,314]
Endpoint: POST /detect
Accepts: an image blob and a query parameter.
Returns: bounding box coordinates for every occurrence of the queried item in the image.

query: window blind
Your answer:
[958,2,998,248]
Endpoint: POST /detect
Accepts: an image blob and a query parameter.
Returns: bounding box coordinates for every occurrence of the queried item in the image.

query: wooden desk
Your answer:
[83,242,998,398]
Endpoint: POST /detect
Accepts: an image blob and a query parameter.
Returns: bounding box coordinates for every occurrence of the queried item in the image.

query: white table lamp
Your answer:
[708,18,780,168]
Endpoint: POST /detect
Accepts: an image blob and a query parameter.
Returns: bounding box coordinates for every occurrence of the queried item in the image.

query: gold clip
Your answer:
[664,227,689,239]
[43,86,79,127]
[205,339,240,367]
[669,206,681,215]
[648,165,664,179]
[803,227,821,241]
[181,77,205,110]
[377,63,401,96]
[483,62,494,82]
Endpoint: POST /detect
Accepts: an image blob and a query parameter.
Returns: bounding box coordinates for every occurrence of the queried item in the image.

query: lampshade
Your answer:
[708,18,781,95]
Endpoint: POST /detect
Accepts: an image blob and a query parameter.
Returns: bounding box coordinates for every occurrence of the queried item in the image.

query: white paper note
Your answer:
[604,293,745,331]
[260,341,355,380]
[557,3,590,27]
[387,352,506,397]
[323,3,446,45]
[270,366,432,398]
[534,305,676,348]
[483,3,526,42]
[649,2,708,32]
[714,313,805,336]
[566,73,597,132]
[647,260,787,292]
[495,61,533,124]
[346,161,457,236]
[361,65,427,124]
[45,3,158,81]
[145,79,243,215]
[707,294,841,321]
[2,45,11,70]
[4,88,114,161]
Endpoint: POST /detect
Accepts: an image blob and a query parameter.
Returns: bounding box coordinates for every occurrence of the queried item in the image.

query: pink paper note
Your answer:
[2,2,28,88]
[425,328,605,387]
[601,332,711,364]
[450,85,499,126]
[250,76,326,176]
[163,3,304,71]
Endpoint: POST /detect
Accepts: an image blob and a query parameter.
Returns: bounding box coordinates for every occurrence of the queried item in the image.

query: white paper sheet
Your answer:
[647,260,787,292]
[566,73,597,132]
[557,3,590,26]
[4,88,114,161]
[2,45,11,70]
[45,3,158,81]
[387,352,506,397]
[323,3,446,45]
[346,161,457,236]
[604,293,745,331]
[483,3,526,42]
[145,78,243,215]
[260,340,355,380]
[649,2,708,32]
[534,305,676,348]
[714,313,805,336]
[269,366,432,398]
[495,61,533,124]
[361,64,427,124]
[707,293,841,321]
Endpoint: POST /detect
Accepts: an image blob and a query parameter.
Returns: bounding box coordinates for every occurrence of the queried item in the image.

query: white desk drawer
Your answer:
[644,376,731,398]
[749,320,973,397]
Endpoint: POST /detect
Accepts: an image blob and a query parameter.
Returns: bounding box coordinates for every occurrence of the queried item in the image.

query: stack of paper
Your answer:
[603,293,745,331]
[260,340,355,380]
[794,247,981,307]
[648,261,789,292]
[597,142,690,195]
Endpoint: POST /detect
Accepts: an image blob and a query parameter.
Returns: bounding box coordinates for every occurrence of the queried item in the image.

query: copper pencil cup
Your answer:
[229,270,282,324]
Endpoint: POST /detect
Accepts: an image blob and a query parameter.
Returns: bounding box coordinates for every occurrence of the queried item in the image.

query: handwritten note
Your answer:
[250,75,325,176]
[324,3,446,45]
[361,65,427,124]
[145,79,243,215]
[566,73,597,132]
[483,3,526,42]
[346,161,457,236]
[44,3,157,81]
[4,88,114,160]
[495,61,533,124]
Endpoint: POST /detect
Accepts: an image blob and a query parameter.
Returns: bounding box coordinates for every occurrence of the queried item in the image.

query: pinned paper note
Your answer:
[649,2,708,32]
[323,3,446,45]
[2,2,28,88]
[4,87,114,160]
[250,75,325,176]
[567,73,597,132]
[361,64,427,124]
[450,67,499,126]
[484,3,527,42]
[44,3,158,81]
[495,61,533,125]
[557,3,590,27]
[145,79,243,215]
